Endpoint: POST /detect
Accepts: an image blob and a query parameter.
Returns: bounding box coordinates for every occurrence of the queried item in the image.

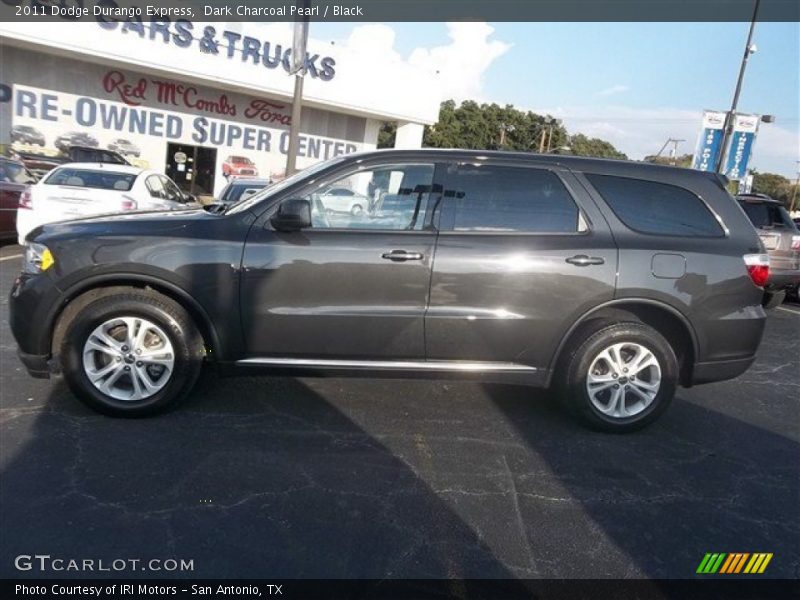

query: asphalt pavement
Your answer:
[1,243,798,579]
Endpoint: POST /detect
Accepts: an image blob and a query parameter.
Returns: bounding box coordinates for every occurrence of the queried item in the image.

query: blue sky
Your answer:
[316,21,799,177]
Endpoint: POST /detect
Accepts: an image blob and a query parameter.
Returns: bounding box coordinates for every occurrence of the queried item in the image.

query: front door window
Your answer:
[303,164,435,230]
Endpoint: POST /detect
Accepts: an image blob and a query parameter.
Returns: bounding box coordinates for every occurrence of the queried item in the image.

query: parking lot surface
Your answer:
[1,243,798,579]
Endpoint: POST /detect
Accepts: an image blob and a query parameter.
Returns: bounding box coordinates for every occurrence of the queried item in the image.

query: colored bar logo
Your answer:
[697,552,773,574]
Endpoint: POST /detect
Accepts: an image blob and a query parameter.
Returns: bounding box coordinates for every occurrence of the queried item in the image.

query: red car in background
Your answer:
[0,156,37,241]
[222,155,258,179]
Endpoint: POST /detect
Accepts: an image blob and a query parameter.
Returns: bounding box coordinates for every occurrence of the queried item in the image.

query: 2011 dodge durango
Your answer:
[9,150,770,431]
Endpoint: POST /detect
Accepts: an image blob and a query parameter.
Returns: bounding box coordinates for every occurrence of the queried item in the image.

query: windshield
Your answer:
[0,160,37,184]
[222,182,269,203]
[740,201,794,229]
[45,167,137,191]
[225,157,347,214]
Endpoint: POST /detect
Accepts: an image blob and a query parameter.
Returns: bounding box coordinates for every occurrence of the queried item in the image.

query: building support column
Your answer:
[394,121,424,149]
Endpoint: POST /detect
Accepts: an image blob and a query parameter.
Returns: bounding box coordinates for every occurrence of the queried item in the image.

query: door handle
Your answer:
[381,250,424,262]
[565,255,605,266]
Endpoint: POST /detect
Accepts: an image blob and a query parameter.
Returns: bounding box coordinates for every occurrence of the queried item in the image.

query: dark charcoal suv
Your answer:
[10,150,770,431]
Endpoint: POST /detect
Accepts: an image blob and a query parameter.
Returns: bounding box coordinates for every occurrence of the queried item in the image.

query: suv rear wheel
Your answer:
[60,289,204,416]
[560,322,678,432]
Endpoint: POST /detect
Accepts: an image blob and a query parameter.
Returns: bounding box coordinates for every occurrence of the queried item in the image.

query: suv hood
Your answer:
[28,208,220,242]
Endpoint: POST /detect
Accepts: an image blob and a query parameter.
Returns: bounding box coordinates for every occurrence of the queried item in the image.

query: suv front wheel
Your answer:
[560,322,678,432]
[59,289,204,416]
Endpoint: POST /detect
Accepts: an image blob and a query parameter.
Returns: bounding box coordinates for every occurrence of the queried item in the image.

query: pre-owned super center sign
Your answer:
[14,84,358,160]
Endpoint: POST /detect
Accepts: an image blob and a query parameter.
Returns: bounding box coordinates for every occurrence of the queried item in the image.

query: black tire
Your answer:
[60,288,204,417]
[558,322,678,433]
[350,204,364,215]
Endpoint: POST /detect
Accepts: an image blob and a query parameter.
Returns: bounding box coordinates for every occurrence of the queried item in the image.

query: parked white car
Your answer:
[16,163,193,244]
[317,187,370,215]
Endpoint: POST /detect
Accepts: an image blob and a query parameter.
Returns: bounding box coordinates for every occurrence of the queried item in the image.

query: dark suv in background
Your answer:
[10,150,769,432]
[736,193,800,303]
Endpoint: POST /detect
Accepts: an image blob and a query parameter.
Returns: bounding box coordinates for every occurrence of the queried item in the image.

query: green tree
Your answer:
[377,122,396,148]
[569,134,628,160]
[420,100,624,159]
[643,153,693,168]
[423,100,567,152]
[751,171,798,210]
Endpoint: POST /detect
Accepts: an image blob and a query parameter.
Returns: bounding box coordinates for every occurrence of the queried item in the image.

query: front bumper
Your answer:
[9,271,63,365]
[17,349,51,379]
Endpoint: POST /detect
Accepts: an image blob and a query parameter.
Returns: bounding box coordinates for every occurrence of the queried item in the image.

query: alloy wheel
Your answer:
[585,342,662,419]
[82,317,175,401]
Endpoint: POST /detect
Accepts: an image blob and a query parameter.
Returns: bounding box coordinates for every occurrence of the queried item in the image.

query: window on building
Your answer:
[586,174,724,237]
[441,165,580,233]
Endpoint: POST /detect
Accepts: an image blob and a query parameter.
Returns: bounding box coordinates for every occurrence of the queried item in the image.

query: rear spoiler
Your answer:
[701,171,730,190]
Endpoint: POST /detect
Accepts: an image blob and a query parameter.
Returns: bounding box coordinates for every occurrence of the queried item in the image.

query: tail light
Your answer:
[18,187,32,210]
[743,253,770,287]
[791,235,800,251]
[120,197,138,211]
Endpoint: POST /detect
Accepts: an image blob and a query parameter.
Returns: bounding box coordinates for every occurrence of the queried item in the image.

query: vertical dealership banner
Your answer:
[691,110,727,172]
[724,113,759,180]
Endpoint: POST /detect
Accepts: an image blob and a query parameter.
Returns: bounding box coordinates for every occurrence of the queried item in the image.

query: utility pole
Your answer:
[668,139,686,165]
[538,128,547,153]
[285,0,310,177]
[654,138,686,165]
[791,161,800,213]
[538,116,552,153]
[716,0,761,173]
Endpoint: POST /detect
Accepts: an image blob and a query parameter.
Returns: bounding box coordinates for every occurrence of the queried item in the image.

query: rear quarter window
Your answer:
[586,174,724,237]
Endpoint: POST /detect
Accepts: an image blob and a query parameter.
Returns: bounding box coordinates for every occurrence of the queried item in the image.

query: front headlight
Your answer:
[23,242,55,275]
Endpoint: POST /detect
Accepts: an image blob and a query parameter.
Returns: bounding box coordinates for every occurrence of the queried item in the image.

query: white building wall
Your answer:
[394,122,425,149]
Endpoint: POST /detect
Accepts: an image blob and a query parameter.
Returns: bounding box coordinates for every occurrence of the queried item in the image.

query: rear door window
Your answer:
[586,174,724,237]
[440,164,580,233]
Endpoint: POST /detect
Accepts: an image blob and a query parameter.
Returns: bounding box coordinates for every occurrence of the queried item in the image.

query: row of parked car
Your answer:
[1,149,197,244]
[12,125,142,157]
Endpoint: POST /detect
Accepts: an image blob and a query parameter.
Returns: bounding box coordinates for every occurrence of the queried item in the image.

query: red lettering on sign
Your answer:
[244,99,292,125]
[101,71,291,124]
[102,70,147,106]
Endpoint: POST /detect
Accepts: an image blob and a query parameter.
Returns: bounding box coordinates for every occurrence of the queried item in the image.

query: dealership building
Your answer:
[0,19,441,197]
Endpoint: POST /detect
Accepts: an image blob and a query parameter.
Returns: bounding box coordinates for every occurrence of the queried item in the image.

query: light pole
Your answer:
[716,0,761,173]
[285,0,310,177]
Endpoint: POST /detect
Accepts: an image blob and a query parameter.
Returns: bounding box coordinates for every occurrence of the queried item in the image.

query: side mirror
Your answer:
[182,192,196,204]
[271,198,311,232]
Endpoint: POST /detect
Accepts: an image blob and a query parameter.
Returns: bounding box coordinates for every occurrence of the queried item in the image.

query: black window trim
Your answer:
[436,160,591,237]
[582,172,729,239]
